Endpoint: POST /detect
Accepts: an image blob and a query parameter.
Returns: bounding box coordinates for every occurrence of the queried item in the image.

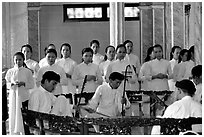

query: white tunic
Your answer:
[106,59,139,91]
[72,62,103,92]
[24,59,40,78]
[36,63,68,95]
[151,96,202,134]
[148,59,172,91]
[56,58,77,94]
[88,83,131,117]
[139,61,152,90]
[124,53,141,74]
[92,53,104,65]
[5,66,34,135]
[28,86,56,113]
[5,66,34,102]
[168,59,178,91]
[175,60,195,81]
[99,59,114,83]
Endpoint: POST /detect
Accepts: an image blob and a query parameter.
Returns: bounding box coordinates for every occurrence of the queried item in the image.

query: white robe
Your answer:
[5,66,34,135]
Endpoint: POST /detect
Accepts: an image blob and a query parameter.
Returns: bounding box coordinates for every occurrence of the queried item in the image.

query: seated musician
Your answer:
[29,71,73,116]
[76,72,130,132]
[151,79,202,135]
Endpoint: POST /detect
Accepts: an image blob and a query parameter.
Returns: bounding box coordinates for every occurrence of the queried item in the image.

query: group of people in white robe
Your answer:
[5,39,202,135]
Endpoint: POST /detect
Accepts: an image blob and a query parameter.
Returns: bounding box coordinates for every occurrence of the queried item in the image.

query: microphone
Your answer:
[121,65,131,116]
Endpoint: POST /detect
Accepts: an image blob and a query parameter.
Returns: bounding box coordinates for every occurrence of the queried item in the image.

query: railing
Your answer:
[22,109,202,135]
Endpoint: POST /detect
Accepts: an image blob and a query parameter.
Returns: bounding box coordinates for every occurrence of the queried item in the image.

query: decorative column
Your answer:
[28,2,41,62]
[152,3,165,56]
[109,2,125,48]
[138,3,153,63]
[173,2,185,49]
[2,2,28,68]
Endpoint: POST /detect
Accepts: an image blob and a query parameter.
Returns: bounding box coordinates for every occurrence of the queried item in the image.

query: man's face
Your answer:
[109,79,122,89]
[44,80,58,92]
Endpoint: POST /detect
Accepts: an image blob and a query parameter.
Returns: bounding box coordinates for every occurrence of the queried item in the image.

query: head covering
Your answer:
[175,79,196,95]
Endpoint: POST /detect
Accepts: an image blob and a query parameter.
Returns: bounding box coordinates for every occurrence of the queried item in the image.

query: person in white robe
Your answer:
[123,40,141,77]
[80,72,130,132]
[72,47,103,93]
[90,39,104,65]
[36,49,68,95]
[99,45,115,83]
[21,44,40,94]
[5,52,34,135]
[29,71,73,117]
[147,44,173,91]
[138,46,155,125]
[105,44,139,127]
[56,43,77,105]
[151,79,202,135]
[171,49,189,103]
[139,46,155,91]
[168,46,181,92]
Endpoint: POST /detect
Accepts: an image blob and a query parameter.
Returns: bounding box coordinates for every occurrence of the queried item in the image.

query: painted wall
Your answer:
[39,4,140,64]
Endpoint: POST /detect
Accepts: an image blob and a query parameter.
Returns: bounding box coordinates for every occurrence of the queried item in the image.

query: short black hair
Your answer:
[192,65,202,78]
[21,44,33,53]
[13,52,25,61]
[109,72,124,81]
[153,44,163,51]
[116,44,127,53]
[175,79,196,97]
[123,40,133,46]
[46,49,57,57]
[41,71,60,84]
[90,40,100,47]
[82,47,93,56]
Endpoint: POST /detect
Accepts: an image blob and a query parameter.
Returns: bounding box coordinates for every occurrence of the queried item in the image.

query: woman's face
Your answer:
[61,45,71,58]
[181,52,188,62]
[14,54,24,67]
[106,47,115,61]
[154,47,163,60]
[125,42,133,54]
[82,51,93,64]
[116,47,126,60]
[22,47,32,60]
[172,48,181,60]
[90,43,99,54]
[46,52,56,65]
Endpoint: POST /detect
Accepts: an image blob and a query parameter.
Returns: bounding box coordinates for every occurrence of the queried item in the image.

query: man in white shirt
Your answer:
[78,72,130,132]
[87,72,130,117]
[151,79,202,135]
[29,71,60,113]
[90,39,104,65]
